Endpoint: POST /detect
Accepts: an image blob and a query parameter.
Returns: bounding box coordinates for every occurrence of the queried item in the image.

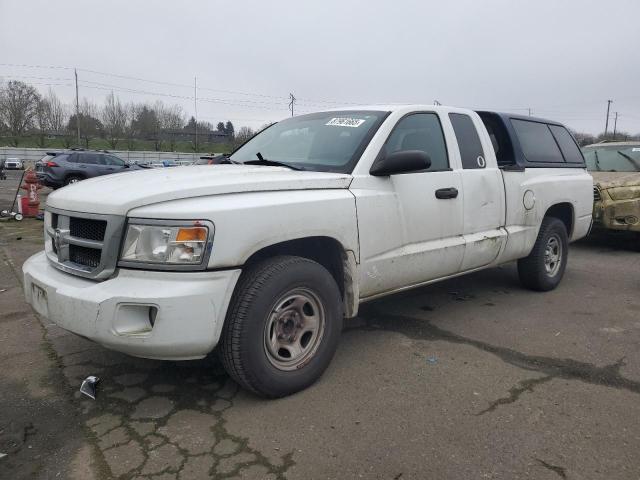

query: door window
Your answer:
[385,113,449,171]
[79,153,103,165]
[449,113,486,169]
[105,155,126,166]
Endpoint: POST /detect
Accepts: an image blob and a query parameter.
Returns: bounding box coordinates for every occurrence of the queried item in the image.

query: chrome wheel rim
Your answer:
[544,234,562,277]
[264,288,325,371]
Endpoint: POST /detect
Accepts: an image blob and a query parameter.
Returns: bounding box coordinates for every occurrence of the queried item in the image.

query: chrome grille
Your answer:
[45,208,125,280]
[593,186,602,202]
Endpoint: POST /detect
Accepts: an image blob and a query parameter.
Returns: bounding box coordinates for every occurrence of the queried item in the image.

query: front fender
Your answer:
[127,189,360,270]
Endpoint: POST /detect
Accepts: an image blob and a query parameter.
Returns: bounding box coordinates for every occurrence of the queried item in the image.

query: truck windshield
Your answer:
[230,110,388,173]
[583,145,640,172]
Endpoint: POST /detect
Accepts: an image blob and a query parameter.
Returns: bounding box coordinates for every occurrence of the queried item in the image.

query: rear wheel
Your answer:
[219,255,343,398]
[518,217,569,291]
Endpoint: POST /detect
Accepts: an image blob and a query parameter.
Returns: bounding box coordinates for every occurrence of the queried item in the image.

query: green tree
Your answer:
[224,120,235,138]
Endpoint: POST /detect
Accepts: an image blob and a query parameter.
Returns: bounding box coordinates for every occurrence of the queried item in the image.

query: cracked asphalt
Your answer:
[1,189,640,478]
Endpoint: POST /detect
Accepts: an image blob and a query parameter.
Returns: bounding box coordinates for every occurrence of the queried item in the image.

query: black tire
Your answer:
[518,217,569,291]
[64,175,83,186]
[219,255,343,398]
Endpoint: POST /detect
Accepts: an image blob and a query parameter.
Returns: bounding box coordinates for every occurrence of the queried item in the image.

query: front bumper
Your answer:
[593,194,640,232]
[23,251,241,360]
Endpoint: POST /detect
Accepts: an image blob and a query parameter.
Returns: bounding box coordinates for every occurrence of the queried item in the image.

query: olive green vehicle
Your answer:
[583,142,640,235]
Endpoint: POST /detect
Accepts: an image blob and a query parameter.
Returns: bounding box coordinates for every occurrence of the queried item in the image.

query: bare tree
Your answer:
[102,92,127,148]
[68,98,102,148]
[157,102,184,150]
[0,80,41,146]
[44,88,67,135]
[35,97,50,147]
[232,126,256,148]
[123,102,140,150]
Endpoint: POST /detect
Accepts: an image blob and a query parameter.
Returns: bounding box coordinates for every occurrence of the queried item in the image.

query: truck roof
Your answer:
[319,104,563,126]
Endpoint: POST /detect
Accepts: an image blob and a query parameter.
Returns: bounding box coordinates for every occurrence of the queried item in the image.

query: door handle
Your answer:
[435,187,458,199]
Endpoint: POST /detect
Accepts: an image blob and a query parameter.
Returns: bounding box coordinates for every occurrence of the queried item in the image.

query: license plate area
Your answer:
[31,283,49,317]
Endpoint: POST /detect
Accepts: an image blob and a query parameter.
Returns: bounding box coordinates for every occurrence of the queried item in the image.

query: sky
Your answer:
[1,0,639,134]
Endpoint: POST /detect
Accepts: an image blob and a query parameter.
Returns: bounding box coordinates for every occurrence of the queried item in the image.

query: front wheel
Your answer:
[518,217,569,291]
[219,255,343,398]
[64,175,83,186]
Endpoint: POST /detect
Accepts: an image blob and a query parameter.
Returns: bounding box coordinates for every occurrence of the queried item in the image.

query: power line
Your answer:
[0,62,71,70]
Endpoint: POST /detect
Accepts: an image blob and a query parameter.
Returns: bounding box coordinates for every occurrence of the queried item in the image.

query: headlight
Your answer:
[607,186,640,201]
[119,219,213,269]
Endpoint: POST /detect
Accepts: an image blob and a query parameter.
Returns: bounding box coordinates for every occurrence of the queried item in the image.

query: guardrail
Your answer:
[0,147,218,169]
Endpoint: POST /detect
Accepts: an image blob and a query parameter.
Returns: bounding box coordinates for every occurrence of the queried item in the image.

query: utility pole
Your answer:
[289,93,296,117]
[194,76,198,151]
[604,99,613,136]
[528,108,532,117]
[74,69,80,146]
[613,112,619,139]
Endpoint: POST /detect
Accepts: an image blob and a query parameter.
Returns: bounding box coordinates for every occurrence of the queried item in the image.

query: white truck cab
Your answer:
[23,105,593,397]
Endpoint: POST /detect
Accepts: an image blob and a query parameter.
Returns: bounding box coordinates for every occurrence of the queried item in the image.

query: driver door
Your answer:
[354,112,465,299]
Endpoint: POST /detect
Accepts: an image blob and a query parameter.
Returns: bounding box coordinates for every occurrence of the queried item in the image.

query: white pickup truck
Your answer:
[23,105,593,397]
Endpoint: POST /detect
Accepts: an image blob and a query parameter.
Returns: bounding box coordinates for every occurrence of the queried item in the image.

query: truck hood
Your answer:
[46,165,352,215]
[591,171,640,189]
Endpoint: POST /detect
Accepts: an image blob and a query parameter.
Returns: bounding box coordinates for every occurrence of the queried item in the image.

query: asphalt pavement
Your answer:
[1,196,639,479]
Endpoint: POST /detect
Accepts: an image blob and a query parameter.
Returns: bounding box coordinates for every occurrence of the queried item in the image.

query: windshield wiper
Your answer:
[617,150,640,171]
[215,153,241,165]
[244,152,304,171]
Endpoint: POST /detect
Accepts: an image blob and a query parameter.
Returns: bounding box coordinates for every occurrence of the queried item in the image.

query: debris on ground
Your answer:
[80,376,101,400]
[426,356,438,365]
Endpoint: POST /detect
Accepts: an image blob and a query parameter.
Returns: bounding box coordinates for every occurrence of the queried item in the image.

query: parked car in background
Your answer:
[35,150,145,188]
[583,142,640,235]
[24,105,592,398]
[148,159,180,168]
[5,158,24,170]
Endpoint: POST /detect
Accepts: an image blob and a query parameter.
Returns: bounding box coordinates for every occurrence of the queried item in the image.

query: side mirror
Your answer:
[370,150,432,176]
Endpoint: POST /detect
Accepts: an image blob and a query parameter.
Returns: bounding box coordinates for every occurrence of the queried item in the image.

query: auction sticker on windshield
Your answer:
[326,117,366,128]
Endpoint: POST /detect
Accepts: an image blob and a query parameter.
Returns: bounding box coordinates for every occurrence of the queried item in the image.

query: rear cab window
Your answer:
[449,113,486,169]
[511,119,564,163]
[548,125,584,164]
